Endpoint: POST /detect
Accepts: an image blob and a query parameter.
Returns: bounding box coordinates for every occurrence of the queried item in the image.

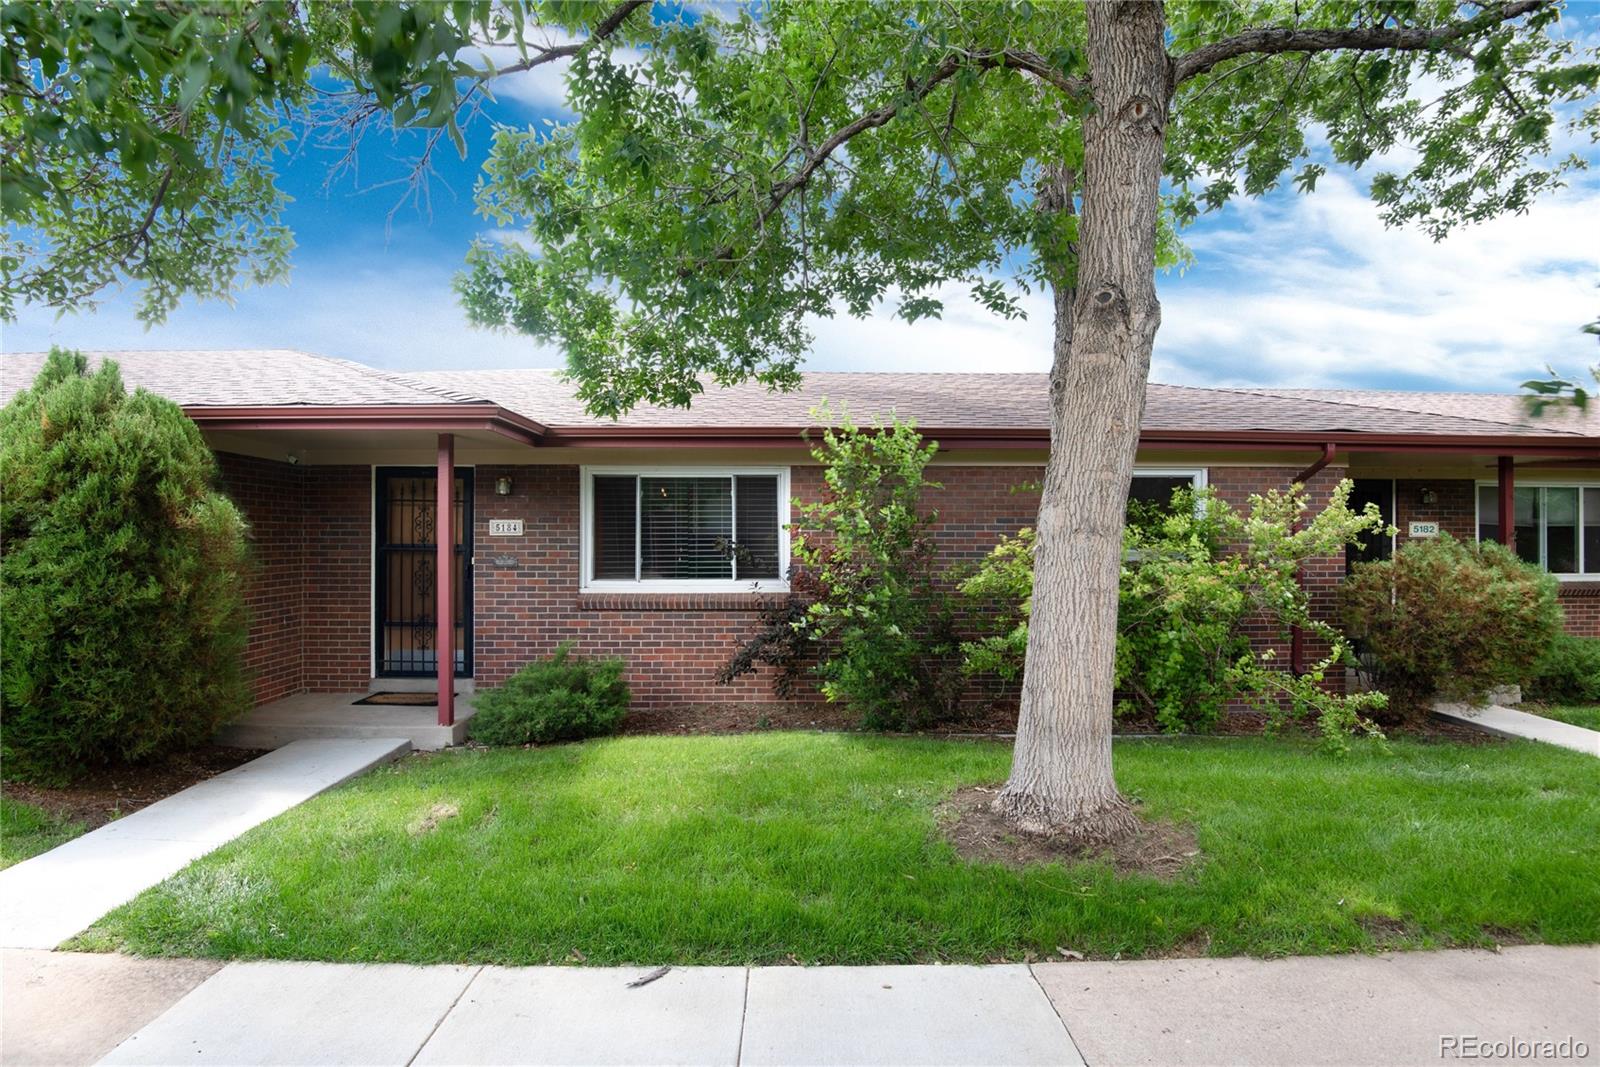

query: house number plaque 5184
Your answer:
[489,519,524,536]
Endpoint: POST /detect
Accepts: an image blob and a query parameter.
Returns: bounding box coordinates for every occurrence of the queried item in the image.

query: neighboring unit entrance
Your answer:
[374,467,472,677]
[1346,478,1396,572]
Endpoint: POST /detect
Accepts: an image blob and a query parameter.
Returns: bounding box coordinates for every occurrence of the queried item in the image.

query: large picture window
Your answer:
[582,468,789,591]
[1476,483,1600,577]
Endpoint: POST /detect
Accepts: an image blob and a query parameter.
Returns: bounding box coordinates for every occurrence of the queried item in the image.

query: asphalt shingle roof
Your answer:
[413,369,1597,438]
[2,350,1594,440]
[0,349,485,408]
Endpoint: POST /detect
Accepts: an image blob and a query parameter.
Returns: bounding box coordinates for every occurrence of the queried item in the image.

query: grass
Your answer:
[1,795,85,869]
[75,733,1600,965]
[1525,705,1600,731]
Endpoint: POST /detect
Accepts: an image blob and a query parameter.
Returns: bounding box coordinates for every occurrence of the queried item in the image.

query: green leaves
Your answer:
[2,0,603,323]
[459,1,1082,415]
[0,350,252,782]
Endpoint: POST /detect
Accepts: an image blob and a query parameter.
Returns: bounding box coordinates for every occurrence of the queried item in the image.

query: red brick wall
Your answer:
[1560,587,1600,636]
[1206,465,1350,671]
[469,465,1049,705]
[1394,478,1477,547]
[217,453,304,704]
[302,465,372,690]
[215,456,1597,713]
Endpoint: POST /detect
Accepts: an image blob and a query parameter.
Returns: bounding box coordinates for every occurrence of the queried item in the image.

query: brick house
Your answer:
[4,349,1596,746]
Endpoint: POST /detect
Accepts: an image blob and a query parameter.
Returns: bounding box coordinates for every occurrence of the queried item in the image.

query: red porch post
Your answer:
[1498,455,1515,550]
[436,433,455,727]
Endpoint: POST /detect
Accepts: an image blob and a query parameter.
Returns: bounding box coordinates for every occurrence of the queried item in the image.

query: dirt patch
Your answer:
[407,802,461,835]
[2,745,267,829]
[617,701,1506,746]
[1411,715,1510,744]
[939,786,1201,880]
[1357,914,1415,948]
[1480,923,1530,948]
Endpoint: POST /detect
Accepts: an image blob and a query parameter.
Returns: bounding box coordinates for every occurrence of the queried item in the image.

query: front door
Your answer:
[1346,478,1396,573]
[375,467,472,677]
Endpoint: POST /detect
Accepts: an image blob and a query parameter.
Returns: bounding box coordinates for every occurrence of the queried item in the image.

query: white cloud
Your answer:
[1154,172,1600,389]
[804,289,1053,373]
[8,168,1595,392]
[1,258,563,372]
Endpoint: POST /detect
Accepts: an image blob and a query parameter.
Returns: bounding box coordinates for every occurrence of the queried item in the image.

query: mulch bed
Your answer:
[619,702,1504,745]
[939,785,1202,879]
[2,744,267,830]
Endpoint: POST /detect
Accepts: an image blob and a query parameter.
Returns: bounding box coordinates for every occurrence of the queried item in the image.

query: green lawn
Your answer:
[76,733,1600,964]
[1525,705,1600,731]
[1,796,85,869]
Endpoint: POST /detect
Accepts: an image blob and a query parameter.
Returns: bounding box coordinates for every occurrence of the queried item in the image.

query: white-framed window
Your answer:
[580,466,790,592]
[1129,467,1208,512]
[1475,482,1600,578]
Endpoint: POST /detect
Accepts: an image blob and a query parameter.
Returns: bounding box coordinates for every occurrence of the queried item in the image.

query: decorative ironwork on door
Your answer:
[375,468,472,677]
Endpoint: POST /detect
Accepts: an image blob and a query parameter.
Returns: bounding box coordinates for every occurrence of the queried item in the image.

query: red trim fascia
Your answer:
[539,424,1599,456]
[185,404,547,447]
[183,406,1598,458]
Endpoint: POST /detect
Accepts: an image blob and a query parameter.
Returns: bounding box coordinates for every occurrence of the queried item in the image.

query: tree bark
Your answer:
[993,0,1170,843]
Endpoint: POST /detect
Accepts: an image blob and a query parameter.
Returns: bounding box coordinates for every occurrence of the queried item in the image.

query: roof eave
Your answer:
[539,424,1598,456]
[186,404,547,447]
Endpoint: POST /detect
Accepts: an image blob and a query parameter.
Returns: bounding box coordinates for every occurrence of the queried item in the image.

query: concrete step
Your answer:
[218,717,468,752]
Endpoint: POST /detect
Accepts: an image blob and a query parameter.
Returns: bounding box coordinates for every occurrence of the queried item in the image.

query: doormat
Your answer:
[352,692,459,706]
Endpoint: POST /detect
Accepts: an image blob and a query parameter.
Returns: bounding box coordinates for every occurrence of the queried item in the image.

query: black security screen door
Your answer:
[375,468,472,677]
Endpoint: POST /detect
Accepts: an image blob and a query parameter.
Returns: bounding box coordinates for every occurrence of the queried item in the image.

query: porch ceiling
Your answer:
[204,425,519,464]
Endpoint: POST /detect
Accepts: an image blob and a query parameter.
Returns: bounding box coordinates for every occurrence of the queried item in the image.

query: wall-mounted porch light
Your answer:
[495,476,513,496]
[1419,487,1438,507]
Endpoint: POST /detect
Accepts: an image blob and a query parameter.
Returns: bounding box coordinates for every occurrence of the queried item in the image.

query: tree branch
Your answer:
[1171,0,1549,86]
[690,49,1086,273]
[484,0,649,77]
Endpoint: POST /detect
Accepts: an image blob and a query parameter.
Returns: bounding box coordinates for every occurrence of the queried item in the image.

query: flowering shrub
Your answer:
[720,407,965,729]
[962,481,1391,750]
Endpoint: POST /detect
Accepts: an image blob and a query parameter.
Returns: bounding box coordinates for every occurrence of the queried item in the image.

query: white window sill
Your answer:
[580,581,791,595]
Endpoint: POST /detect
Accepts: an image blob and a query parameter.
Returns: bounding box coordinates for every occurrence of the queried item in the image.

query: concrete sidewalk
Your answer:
[3,945,1593,1066]
[1434,702,1600,757]
[0,739,410,950]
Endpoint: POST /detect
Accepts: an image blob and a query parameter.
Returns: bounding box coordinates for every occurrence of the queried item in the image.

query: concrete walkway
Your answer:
[3,946,1591,1066]
[0,739,410,950]
[1435,702,1600,757]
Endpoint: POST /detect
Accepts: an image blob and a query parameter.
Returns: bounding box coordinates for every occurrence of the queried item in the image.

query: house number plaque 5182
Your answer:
[489,519,524,536]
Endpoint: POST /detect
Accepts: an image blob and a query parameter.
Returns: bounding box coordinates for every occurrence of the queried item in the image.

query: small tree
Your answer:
[722,408,965,729]
[1340,535,1563,717]
[0,350,251,782]
[963,482,1390,749]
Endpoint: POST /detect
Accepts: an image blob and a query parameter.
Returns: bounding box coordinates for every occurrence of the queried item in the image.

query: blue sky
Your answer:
[5,20,1598,393]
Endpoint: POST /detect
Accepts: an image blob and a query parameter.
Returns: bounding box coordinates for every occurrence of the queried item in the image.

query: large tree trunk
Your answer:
[993,0,1170,842]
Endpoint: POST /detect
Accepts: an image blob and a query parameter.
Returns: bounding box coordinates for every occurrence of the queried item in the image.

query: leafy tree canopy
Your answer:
[1,0,645,323]
[456,1,1598,415]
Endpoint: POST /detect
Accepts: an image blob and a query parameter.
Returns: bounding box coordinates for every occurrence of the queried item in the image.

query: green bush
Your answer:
[963,481,1391,748]
[1,350,251,783]
[1340,535,1563,718]
[470,645,630,745]
[1525,633,1600,703]
[721,406,967,730]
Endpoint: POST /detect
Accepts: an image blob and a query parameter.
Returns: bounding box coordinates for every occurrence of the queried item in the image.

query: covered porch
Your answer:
[199,405,549,749]
[216,686,479,751]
